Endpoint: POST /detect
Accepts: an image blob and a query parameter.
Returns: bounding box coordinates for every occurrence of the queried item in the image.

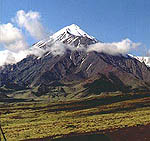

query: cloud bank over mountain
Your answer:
[0,10,142,66]
[87,39,141,55]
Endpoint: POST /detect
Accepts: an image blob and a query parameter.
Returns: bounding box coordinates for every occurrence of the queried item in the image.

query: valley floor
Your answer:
[0,92,150,141]
[24,124,150,141]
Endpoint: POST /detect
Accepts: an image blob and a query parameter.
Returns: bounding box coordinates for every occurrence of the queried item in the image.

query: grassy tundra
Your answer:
[0,92,150,140]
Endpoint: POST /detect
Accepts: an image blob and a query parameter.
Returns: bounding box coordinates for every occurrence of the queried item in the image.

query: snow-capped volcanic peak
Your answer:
[34,24,97,48]
[52,24,94,40]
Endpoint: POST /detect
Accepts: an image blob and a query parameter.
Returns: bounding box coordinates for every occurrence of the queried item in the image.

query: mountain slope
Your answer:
[0,24,150,98]
[128,54,150,67]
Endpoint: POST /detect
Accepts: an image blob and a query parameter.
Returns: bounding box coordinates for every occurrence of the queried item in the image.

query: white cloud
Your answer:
[0,38,141,66]
[0,23,22,43]
[0,23,27,52]
[46,41,77,56]
[87,39,141,55]
[4,40,27,52]
[0,41,64,66]
[15,10,46,40]
[0,47,44,66]
[47,42,66,56]
[0,50,20,66]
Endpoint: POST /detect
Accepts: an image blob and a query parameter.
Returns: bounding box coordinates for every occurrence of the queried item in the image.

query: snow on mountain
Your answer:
[34,24,97,48]
[128,54,150,67]
[32,24,150,68]
[52,24,94,40]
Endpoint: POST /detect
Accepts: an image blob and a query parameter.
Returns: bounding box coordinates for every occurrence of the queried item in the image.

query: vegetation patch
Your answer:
[0,92,150,140]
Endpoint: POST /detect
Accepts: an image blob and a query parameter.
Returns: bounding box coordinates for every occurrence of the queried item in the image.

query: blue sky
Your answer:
[1,0,150,56]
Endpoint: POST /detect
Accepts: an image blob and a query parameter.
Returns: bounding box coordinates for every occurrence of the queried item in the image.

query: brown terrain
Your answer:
[24,124,150,141]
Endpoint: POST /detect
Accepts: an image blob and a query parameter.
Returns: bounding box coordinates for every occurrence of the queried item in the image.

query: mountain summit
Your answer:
[0,24,150,98]
[35,24,98,49]
[52,24,94,40]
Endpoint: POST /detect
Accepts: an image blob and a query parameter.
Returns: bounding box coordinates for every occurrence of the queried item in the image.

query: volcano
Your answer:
[0,24,150,98]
